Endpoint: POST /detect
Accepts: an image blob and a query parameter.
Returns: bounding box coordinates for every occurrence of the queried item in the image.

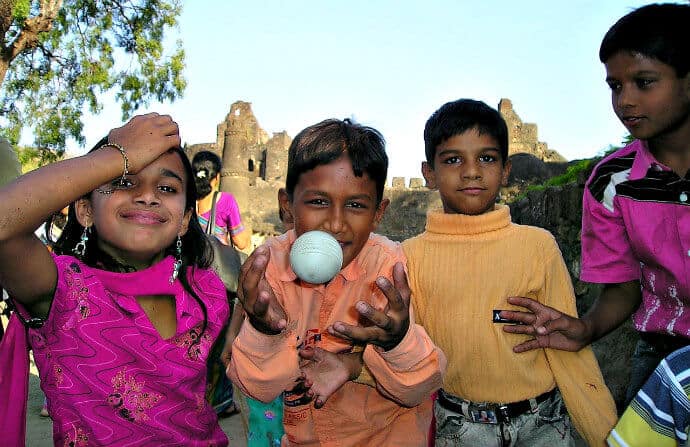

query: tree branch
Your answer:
[5,0,62,62]
[0,0,17,47]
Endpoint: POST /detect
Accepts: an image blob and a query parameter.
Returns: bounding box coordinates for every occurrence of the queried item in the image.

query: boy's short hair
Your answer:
[285,118,388,204]
[424,99,509,167]
[599,3,690,77]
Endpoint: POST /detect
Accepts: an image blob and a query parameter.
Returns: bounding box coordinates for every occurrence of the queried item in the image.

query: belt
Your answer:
[437,388,558,424]
[639,332,690,357]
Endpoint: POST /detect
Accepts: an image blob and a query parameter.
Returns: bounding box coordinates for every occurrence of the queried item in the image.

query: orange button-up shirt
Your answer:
[229,231,446,446]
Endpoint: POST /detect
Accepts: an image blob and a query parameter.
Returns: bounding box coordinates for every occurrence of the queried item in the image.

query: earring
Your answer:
[170,236,183,283]
[73,226,91,258]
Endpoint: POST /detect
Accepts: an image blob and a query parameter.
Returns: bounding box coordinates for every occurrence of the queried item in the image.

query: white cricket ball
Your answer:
[289,230,343,284]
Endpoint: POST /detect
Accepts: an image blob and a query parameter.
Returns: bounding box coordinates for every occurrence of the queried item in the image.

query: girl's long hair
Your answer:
[53,138,215,335]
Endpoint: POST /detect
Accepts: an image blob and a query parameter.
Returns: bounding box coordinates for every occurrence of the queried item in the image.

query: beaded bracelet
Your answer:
[100,141,129,186]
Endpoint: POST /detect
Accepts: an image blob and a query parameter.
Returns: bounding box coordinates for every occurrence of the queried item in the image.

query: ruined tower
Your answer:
[498,98,566,162]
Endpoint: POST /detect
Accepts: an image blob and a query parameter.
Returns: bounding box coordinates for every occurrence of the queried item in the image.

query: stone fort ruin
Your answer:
[185,99,565,240]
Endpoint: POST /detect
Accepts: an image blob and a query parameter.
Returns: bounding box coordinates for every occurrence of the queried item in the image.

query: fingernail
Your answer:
[376,278,386,287]
[356,302,368,313]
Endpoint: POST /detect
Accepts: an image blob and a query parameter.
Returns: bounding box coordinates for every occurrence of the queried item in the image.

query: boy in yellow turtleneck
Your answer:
[403,99,617,446]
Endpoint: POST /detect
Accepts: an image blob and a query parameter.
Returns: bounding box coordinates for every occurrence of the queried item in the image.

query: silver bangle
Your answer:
[100,142,129,185]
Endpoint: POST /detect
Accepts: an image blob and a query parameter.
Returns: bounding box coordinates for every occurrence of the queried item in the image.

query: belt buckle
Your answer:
[498,404,510,423]
[468,406,499,424]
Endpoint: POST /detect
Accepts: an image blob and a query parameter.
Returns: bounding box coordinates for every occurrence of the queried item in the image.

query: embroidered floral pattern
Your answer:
[54,364,64,386]
[173,324,212,361]
[108,369,162,423]
[62,426,89,447]
[62,264,91,330]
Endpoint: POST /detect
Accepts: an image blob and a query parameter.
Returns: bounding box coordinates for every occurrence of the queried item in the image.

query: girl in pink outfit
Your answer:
[0,114,229,446]
[192,150,250,250]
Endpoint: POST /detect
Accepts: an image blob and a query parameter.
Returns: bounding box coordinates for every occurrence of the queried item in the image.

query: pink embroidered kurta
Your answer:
[29,255,229,446]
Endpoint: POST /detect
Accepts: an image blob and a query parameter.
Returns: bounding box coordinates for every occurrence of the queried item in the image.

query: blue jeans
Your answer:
[434,390,574,447]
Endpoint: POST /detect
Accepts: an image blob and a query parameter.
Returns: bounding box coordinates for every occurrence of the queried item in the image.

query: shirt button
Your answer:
[681,192,688,202]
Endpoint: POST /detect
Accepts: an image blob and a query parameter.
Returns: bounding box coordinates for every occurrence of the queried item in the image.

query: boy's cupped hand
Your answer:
[237,245,287,334]
[500,296,590,353]
[108,113,181,173]
[297,347,361,409]
[328,262,411,351]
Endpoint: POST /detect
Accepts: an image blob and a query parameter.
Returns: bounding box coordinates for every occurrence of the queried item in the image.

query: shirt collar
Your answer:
[629,139,672,180]
[425,205,511,235]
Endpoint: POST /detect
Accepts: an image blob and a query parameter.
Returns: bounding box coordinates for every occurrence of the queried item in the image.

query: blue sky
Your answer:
[69,0,679,180]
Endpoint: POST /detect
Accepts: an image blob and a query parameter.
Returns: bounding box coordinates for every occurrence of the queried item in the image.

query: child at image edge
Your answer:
[0,114,229,446]
[495,4,690,444]
[228,118,446,446]
[402,99,617,446]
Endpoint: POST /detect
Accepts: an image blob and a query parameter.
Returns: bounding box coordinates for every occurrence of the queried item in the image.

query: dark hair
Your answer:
[599,3,690,77]
[191,150,222,199]
[424,99,509,167]
[53,137,214,334]
[42,210,68,250]
[285,118,388,204]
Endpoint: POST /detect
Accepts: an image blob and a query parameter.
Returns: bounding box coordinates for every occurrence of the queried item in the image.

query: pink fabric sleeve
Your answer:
[580,179,640,284]
[218,193,244,236]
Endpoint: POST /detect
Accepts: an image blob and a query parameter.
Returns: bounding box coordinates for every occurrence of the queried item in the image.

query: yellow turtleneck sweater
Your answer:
[402,205,616,446]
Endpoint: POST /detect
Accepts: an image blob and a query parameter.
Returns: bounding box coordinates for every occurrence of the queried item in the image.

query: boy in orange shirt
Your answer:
[396,99,617,446]
[228,118,445,446]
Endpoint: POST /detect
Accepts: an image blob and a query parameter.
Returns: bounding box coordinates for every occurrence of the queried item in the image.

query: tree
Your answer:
[0,0,186,162]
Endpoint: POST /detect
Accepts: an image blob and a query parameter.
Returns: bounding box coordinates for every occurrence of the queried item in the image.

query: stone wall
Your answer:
[186,98,567,233]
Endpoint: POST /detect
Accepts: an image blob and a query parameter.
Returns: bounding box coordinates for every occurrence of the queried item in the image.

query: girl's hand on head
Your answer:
[500,296,590,353]
[329,262,411,351]
[108,113,181,173]
[238,246,287,334]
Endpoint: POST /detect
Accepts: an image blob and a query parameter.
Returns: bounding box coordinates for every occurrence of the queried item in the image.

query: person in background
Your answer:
[192,150,251,250]
[192,150,246,419]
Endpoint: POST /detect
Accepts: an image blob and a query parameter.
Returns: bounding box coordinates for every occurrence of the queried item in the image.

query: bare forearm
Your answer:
[227,301,245,342]
[232,229,251,250]
[581,280,642,343]
[0,148,123,240]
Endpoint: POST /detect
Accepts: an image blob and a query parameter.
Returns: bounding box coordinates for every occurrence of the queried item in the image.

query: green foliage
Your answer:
[14,144,60,173]
[0,0,187,163]
[12,0,31,20]
[520,159,593,197]
[515,134,633,201]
